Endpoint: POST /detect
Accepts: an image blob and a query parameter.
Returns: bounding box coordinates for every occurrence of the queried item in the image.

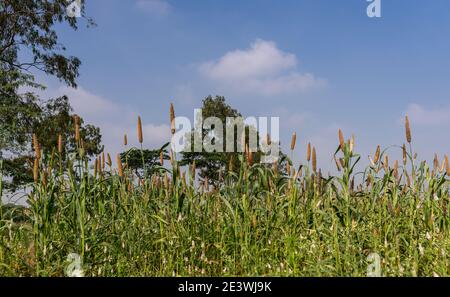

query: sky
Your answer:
[35,0,450,173]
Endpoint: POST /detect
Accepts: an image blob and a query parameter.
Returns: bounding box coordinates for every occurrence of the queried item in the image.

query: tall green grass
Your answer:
[0,116,449,277]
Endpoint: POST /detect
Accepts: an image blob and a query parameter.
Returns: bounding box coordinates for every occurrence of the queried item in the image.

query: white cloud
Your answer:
[57,86,122,123]
[199,39,325,96]
[136,0,171,17]
[405,103,450,126]
[201,40,297,80]
[50,86,170,157]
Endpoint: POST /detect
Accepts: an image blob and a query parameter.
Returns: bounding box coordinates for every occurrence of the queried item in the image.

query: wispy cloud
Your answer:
[135,0,171,17]
[51,86,170,156]
[405,103,450,126]
[199,39,325,96]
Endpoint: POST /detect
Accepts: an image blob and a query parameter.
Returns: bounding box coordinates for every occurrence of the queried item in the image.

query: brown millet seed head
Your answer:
[75,124,80,142]
[181,172,186,187]
[124,134,128,146]
[433,153,439,170]
[169,150,174,163]
[307,143,311,162]
[116,154,123,177]
[290,132,297,151]
[393,160,399,178]
[42,171,48,186]
[191,161,196,176]
[171,120,176,136]
[245,144,251,165]
[33,158,39,183]
[98,157,103,175]
[248,151,253,166]
[405,115,412,143]
[137,116,143,144]
[170,103,175,121]
[73,115,80,142]
[94,158,98,175]
[170,103,176,135]
[58,134,63,154]
[312,147,317,172]
[32,133,41,159]
[160,151,164,166]
[374,145,381,164]
[384,155,389,171]
[338,129,345,150]
[73,114,80,125]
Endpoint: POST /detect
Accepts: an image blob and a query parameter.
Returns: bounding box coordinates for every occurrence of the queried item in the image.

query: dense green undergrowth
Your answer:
[1,128,449,277]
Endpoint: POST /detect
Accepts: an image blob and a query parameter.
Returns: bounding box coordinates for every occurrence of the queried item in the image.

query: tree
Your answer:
[180,96,286,186]
[2,96,102,191]
[34,96,101,158]
[180,96,239,185]
[0,1,100,190]
[0,69,41,154]
[1,0,93,151]
[120,143,170,179]
[0,0,93,88]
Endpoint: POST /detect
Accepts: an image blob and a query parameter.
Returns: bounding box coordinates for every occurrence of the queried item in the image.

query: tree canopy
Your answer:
[0,0,93,88]
[180,95,287,186]
[0,0,100,191]
[2,96,102,191]
[120,143,170,179]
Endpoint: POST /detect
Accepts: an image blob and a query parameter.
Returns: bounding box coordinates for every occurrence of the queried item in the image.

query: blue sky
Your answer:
[38,0,450,171]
